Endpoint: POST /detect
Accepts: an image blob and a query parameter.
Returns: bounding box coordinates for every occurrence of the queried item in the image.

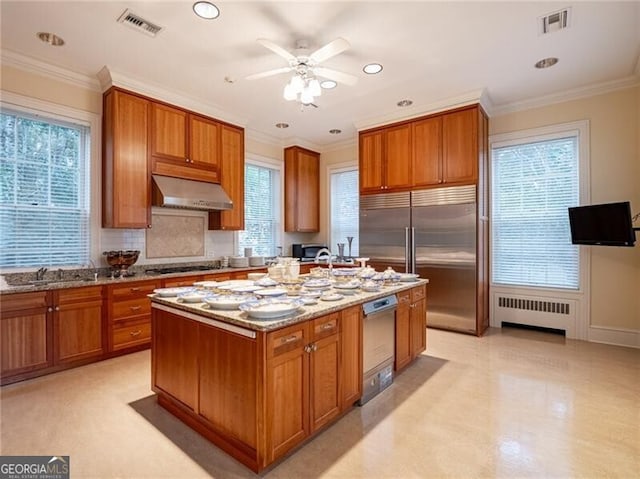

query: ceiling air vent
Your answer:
[117,9,162,37]
[539,8,571,34]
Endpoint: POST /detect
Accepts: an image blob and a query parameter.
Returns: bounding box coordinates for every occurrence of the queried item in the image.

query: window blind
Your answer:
[330,169,359,256]
[238,163,277,256]
[0,111,90,268]
[491,136,579,289]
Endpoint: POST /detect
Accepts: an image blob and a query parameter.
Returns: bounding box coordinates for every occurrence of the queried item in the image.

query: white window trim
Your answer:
[0,90,101,272]
[326,161,358,248]
[489,120,591,339]
[238,153,283,256]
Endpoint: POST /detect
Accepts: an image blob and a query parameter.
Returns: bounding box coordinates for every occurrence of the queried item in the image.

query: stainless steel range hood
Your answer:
[151,175,233,211]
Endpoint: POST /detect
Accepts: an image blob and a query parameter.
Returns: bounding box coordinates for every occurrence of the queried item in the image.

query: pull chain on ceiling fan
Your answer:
[246,37,358,105]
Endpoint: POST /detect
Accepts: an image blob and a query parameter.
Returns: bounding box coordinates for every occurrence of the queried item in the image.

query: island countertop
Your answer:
[149,278,429,333]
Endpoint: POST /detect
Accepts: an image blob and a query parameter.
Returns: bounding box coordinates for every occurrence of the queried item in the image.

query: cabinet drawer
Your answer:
[110,281,159,299]
[0,291,49,313]
[112,298,152,321]
[57,286,103,304]
[397,290,411,305]
[112,320,151,350]
[267,324,307,359]
[411,285,426,302]
[311,314,338,341]
[162,276,203,288]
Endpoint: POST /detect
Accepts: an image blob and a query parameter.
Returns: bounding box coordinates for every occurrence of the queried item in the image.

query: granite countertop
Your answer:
[0,265,270,295]
[150,279,429,333]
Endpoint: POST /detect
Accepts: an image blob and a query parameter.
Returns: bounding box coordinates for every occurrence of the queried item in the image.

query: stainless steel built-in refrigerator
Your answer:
[359,184,483,334]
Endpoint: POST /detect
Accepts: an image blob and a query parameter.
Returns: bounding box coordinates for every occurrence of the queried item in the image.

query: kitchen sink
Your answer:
[20,278,96,286]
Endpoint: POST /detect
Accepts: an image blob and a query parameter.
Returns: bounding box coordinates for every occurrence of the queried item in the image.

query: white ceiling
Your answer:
[1,1,639,150]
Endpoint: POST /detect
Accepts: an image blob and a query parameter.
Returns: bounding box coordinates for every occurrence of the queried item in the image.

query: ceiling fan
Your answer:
[246,37,358,104]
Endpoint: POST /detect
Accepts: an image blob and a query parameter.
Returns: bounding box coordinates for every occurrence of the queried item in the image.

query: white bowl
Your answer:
[247,272,267,281]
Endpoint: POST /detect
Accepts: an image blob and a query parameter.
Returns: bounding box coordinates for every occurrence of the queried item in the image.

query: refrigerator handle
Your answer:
[411,227,416,274]
[405,227,410,273]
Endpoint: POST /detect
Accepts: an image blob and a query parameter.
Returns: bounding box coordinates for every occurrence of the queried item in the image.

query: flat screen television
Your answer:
[568,201,636,247]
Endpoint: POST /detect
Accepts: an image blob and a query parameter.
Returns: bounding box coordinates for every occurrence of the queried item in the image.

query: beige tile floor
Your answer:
[1,327,638,479]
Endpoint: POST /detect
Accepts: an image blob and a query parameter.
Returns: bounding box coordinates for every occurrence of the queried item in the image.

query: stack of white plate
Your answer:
[229,256,249,268]
[249,256,265,266]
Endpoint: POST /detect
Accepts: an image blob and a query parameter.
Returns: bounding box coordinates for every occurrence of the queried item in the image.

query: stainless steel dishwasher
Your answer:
[358,294,397,405]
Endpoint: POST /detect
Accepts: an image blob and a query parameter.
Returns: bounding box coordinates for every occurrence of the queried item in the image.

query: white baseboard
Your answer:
[588,326,640,349]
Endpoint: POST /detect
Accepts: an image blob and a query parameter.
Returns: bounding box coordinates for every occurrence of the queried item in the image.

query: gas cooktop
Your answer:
[145,265,219,275]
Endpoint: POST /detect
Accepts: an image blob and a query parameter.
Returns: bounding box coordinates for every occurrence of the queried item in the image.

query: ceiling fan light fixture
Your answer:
[308,79,322,97]
[290,75,304,93]
[300,89,314,105]
[193,1,220,19]
[363,63,383,74]
[283,83,297,101]
[320,80,337,89]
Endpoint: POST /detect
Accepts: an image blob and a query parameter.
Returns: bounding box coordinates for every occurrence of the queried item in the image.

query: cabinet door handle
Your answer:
[48,307,53,312]
[281,335,299,344]
[311,343,318,352]
[321,323,334,331]
[130,306,142,312]
[130,330,142,337]
[130,287,140,292]
[55,306,60,311]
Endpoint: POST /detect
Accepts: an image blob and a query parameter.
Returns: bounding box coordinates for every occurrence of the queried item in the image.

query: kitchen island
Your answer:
[150,279,428,472]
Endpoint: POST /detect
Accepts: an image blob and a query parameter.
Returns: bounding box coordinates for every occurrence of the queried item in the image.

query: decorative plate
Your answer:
[192,281,219,288]
[302,279,332,290]
[229,285,264,293]
[320,293,344,301]
[153,287,196,297]
[239,298,303,319]
[203,294,253,310]
[254,288,288,297]
[216,280,256,291]
[177,291,211,303]
[398,273,420,282]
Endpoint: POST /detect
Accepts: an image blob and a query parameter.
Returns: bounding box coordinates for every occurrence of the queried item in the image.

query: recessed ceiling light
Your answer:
[37,32,64,46]
[363,63,383,74]
[320,80,337,89]
[535,57,558,69]
[397,99,413,107]
[275,123,289,129]
[329,129,342,135]
[193,1,220,19]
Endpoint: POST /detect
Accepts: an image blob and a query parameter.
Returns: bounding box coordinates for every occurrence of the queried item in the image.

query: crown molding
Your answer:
[353,89,487,132]
[283,137,323,153]
[1,49,101,92]
[244,127,283,148]
[97,66,248,127]
[491,75,640,116]
[320,137,357,154]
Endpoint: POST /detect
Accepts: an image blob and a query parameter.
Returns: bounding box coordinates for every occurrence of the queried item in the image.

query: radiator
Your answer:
[493,293,577,337]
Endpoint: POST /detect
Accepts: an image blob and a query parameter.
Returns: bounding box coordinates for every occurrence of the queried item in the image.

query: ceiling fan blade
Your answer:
[245,67,292,80]
[314,67,358,86]
[257,38,297,62]
[309,37,350,64]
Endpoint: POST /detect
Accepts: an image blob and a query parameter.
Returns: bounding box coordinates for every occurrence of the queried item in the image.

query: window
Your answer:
[238,162,279,256]
[330,168,359,257]
[491,130,582,290]
[0,108,91,268]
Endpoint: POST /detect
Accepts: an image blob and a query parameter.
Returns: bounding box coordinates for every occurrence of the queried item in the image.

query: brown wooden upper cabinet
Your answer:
[150,102,220,183]
[413,106,480,187]
[359,123,412,194]
[209,124,245,231]
[102,89,151,228]
[284,146,320,232]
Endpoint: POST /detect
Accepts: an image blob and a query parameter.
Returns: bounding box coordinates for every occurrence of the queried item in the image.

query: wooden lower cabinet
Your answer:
[151,305,361,472]
[395,285,427,372]
[0,292,51,382]
[54,286,104,364]
[152,312,198,410]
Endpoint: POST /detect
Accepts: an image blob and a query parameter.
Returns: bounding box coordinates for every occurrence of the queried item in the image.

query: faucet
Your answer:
[57,268,64,280]
[87,259,98,281]
[314,248,334,267]
[36,267,47,281]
